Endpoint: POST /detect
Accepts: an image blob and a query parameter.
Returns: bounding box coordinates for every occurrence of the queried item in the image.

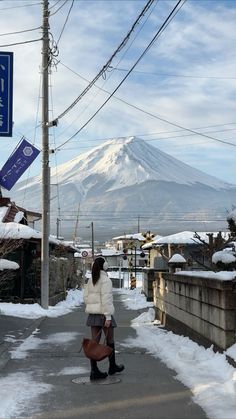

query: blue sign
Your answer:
[0,51,13,137]
[0,138,40,190]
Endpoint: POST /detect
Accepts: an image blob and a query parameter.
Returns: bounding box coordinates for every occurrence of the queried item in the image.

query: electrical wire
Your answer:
[0,38,41,48]
[54,1,158,140]
[57,60,236,145]
[50,0,70,17]
[56,127,236,151]
[51,0,156,123]
[55,1,190,150]
[20,74,42,208]
[49,73,62,220]
[57,61,236,150]
[0,26,41,37]
[49,0,63,10]
[0,2,41,11]
[110,67,236,80]
[56,0,74,45]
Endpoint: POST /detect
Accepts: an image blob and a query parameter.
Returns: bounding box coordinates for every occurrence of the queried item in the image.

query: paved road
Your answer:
[0,293,207,419]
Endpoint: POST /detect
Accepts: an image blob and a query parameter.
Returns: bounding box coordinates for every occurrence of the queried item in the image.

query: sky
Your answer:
[0,284,236,418]
[0,0,236,186]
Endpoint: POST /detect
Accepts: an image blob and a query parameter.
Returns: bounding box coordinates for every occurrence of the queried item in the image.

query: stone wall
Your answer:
[151,271,236,350]
[143,269,156,301]
[49,255,82,305]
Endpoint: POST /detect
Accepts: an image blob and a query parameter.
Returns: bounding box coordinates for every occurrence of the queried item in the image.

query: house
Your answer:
[112,232,159,268]
[142,230,230,270]
[0,196,41,228]
[0,197,81,304]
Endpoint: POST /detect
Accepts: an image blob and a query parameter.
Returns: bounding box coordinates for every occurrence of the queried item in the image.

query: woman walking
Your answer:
[83,256,125,380]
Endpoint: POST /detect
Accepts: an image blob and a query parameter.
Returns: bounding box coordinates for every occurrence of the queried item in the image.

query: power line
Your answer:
[52,1,157,140]
[56,126,236,152]
[57,60,236,145]
[0,26,41,37]
[52,0,156,123]
[51,209,229,216]
[56,0,185,150]
[59,60,236,149]
[50,0,69,16]
[0,38,41,48]
[49,0,63,10]
[56,0,74,45]
[0,2,41,11]
[110,67,236,80]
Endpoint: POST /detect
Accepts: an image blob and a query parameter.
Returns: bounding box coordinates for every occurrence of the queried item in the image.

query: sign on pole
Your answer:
[0,137,40,190]
[0,51,13,137]
[82,250,88,258]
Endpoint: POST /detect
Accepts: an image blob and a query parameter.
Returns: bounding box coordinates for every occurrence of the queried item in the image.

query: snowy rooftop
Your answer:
[144,230,230,246]
[0,259,19,271]
[169,254,186,263]
[0,222,74,249]
[112,233,147,241]
[100,248,123,256]
[0,206,8,222]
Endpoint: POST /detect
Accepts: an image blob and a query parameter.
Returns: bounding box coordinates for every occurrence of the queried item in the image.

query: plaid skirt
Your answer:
[86,314,117,328]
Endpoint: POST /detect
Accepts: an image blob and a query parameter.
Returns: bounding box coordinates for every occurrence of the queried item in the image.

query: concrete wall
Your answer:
[150,271,236,350]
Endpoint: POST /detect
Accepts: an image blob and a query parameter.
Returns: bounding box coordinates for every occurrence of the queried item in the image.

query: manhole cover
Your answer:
[72,376,121,385]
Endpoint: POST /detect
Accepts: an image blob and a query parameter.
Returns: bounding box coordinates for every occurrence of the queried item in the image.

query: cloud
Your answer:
[0,0,236,184]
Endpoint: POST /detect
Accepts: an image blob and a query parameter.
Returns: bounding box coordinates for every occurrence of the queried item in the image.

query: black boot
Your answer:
[107,343,125,375]
[90,360,108,381]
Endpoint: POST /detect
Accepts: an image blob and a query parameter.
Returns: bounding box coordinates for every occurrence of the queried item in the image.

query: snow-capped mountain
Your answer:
[10,137,236,240]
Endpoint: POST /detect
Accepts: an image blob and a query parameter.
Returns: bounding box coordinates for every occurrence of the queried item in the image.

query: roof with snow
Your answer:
[0,197,41,223]
[112,233,147,242]
[0,259,20,271]
[169,254,187,264]
[143,231,230,246]
[0,222,76,250]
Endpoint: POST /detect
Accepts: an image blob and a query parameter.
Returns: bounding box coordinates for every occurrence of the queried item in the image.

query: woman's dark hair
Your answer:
[91,257,105,285]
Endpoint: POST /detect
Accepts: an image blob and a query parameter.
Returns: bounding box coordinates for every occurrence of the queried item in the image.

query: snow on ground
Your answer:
[49,366,89,376]
[10,331,80,360]
[117,287,236,419]
[0,289,84,419]
[115,287,153,310]
[0,372,52,419]
[0,279,236,419]
[0,289,84,319]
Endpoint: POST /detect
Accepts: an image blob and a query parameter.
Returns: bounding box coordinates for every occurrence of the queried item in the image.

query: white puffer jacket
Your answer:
[83,270,114,321]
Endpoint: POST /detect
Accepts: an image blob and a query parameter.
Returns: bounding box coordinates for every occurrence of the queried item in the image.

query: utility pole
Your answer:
[91,221,94,260]
[41,0,50,309]
[73,203,80,244]
[56,217,60,239]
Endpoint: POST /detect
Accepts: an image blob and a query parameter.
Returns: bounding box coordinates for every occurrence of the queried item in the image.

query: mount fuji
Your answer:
[10,137,236,241]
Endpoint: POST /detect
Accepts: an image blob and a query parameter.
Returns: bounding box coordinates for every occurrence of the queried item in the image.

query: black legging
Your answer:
[91,326,114,345]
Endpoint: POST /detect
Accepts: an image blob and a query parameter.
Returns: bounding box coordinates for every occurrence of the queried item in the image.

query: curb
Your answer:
[0,316,46,371]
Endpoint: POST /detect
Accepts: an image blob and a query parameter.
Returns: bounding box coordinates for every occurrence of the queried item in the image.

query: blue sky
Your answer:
[0,0,236,184]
